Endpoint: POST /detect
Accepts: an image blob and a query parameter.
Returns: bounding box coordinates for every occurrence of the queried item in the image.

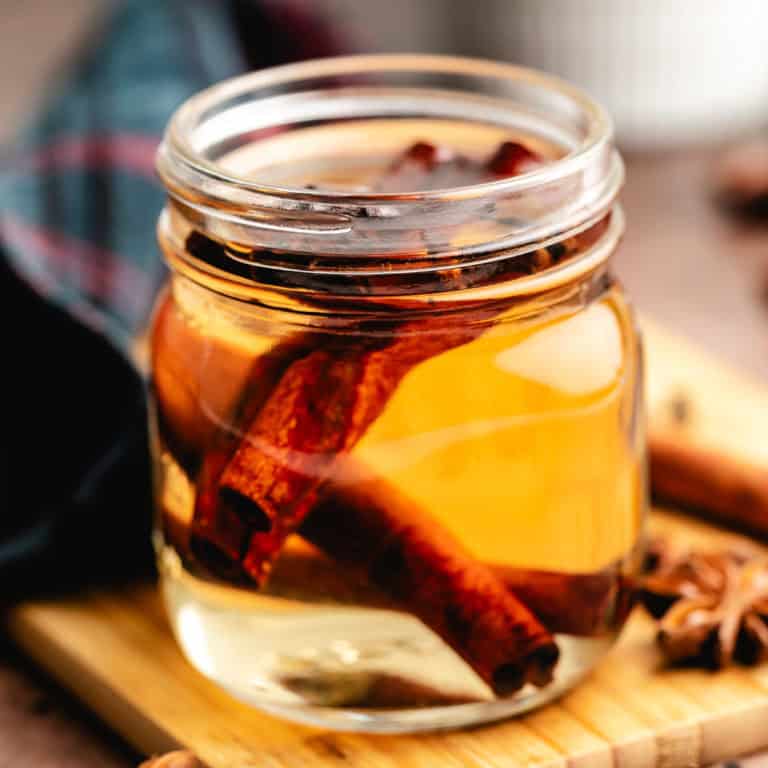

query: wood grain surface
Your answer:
[6,320,768,768]
[6,509,768,768]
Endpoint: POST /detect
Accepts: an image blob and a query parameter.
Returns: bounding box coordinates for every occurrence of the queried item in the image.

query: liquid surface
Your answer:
[219,118,563,192]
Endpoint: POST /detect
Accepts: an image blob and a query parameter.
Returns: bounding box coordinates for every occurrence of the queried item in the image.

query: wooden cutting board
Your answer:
[7,323,768,768]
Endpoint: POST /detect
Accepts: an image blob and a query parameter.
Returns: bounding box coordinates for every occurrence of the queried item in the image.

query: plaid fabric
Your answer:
[0,0,337,591]
[0,0,336,355]
[0,0,247,352]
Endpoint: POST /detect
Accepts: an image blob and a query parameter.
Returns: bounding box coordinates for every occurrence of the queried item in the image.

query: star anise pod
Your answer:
[641,540,768,668]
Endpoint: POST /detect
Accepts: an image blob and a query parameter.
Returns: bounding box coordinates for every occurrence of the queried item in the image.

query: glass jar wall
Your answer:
[149,55,644,732]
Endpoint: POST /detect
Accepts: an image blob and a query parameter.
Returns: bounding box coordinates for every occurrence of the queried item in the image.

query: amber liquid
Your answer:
[152,283,642,725]
[151,128,644,731]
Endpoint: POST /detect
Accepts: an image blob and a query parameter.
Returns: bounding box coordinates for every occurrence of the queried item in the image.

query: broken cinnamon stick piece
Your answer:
[300,472,559,692]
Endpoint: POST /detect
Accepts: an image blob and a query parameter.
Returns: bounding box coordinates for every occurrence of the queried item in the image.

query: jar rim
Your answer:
[156,54,623,261]
[161,54,615,204]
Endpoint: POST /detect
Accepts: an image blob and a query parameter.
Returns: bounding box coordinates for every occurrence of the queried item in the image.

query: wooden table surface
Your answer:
[2,150,766,767]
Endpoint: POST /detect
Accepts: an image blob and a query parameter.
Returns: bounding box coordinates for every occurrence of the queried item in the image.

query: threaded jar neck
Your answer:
[156,54,624,304]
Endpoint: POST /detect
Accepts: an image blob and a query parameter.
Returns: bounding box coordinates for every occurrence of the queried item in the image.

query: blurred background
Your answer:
[0,3,767,765]
[5,0,768,147]
[1,0,767,378]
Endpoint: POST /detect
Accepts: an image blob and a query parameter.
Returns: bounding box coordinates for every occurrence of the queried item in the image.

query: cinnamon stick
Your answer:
[151,287,319,566]
[266,524,623,637]
[650,434,768,539]
[194,455,560,694]
[186,330,321,570]
[299,470,559,692]
[217,311,499,584]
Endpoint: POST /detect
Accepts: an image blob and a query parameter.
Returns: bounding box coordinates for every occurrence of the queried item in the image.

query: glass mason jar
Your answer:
[149,55,644,732]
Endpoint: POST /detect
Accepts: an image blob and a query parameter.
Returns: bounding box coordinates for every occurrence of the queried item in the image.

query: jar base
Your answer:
[159,546,615,732]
